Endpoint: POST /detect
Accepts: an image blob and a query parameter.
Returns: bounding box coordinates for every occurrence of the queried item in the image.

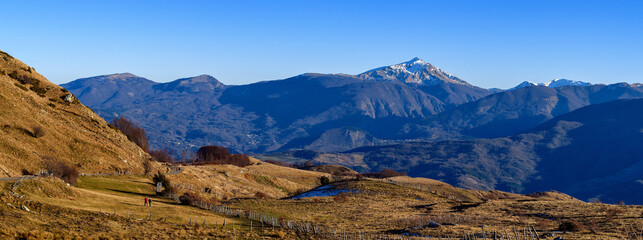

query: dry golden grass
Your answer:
[167,158,328,200]
[18,176,240,227]
[0,50,149,177]
[227,179,643,239]
[1,174,318,239]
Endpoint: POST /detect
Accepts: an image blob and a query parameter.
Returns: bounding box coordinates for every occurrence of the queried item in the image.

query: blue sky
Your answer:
[1,0,642,88]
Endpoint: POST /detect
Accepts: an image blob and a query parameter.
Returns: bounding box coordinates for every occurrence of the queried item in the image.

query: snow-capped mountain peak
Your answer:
[511,79,591,90]
[357,58,470,86]
[543,79,591,88]
[511,81,537,90]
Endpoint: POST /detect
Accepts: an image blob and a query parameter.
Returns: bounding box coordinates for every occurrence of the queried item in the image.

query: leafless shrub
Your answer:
[195,145,251,167]
[43,157,79,186]
[255,191,270,199]
[179,191,202,205]
[149,149,174,163]
[32,125,46,138]
[111,116,149,152]
[558,220,582,233]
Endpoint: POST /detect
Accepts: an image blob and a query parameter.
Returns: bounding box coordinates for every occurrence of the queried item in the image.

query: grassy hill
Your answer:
[0,50,149,177]
[2,158,642,239]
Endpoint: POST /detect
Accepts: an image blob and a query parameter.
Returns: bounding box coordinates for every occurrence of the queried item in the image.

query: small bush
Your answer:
[8,71,19,80]
[152,171,174,195]
[43,157,79,186]
[320,176,330,185]
[179,192,202,205]
[61,88,68,93]
[18,74,36,85]
[558,220,582,232]
[21,169,33,175]
[150,149,175,163]
[255,191,270,199]
[32,125,46,138]
[29,82,48,97]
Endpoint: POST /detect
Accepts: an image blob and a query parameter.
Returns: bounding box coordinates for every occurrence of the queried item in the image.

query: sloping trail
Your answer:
[24,175,241,226]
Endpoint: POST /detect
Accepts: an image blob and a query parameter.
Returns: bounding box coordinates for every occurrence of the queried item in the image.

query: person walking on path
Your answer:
[148,198,152,207]
[144,197,148,207]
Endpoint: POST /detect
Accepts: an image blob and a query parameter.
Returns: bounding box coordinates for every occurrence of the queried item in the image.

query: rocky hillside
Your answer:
[0,50,149,177]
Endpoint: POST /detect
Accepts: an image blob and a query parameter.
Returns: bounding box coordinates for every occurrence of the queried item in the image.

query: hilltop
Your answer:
[0,50,149,177]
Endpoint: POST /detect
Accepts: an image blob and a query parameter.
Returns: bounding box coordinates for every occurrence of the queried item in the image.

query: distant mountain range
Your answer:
[63,58,643,155]
[63,58,494,153]
[62,57,643,203]
[510,79,592,90]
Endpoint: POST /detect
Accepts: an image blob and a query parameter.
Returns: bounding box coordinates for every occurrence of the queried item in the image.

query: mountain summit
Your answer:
[358,58,470,86]
[511,79,591,90]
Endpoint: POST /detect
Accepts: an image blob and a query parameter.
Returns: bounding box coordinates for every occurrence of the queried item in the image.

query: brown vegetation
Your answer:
[152,171,174,195]
[558,220,582,232]
[149,149,175,163]
[0,49,149,177]
[194,145,251,167]
[31,125,46,138]
[43,157,79,186]
[110,116,149,152]
[363,168,407,178]
[255,191,270,199]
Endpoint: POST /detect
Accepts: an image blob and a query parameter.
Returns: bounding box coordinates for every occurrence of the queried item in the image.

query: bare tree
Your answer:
[111,116,149,152]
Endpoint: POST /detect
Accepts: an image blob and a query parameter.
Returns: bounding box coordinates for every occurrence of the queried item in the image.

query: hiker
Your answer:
[144,197,148,207]
[148,198,152,207]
